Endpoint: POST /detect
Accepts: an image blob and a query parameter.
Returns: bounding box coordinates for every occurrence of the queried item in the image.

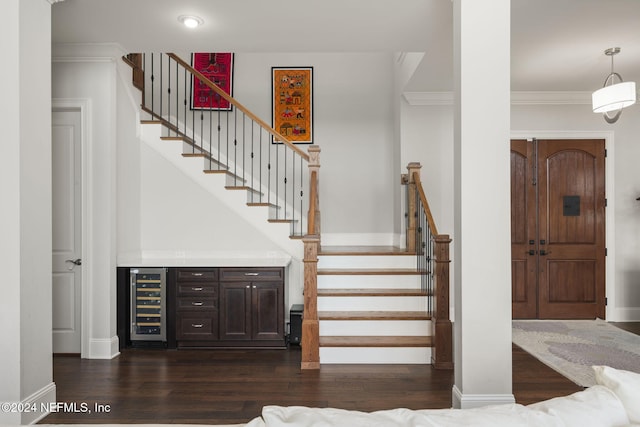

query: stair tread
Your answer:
[320,246,415,256]
[320,336,433,347]
[318,288,427,296]
[319,311,431,320]
[247,202,280,209]
[318,268,421,275]
[224,185,263,196]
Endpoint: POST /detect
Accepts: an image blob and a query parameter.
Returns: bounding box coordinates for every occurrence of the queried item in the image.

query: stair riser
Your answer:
[318,255,416,269]
[318,296,429,311]
[320,347,432,364]
[318,275,422,289]
[320,320,432,336]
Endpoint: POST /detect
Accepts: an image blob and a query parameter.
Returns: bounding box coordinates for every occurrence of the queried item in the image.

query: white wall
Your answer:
[231,53,397,245]
[1,0,56,424]
[52,44,120,358]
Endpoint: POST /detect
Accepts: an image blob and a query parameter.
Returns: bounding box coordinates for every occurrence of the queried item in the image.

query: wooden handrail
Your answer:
[167,53,310,162]
[406,162,452,370]
[412,171,439,237]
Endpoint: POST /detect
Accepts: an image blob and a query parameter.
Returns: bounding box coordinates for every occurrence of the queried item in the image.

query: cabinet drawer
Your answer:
[177,283,217,297]
[176,312,218,340]
[176,268,218,282]
[177,297,217,311]
[219,267,283,282]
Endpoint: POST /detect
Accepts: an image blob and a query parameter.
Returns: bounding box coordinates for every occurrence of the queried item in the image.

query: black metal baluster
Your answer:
[275,144,280,219]
[217,106,221,171]
[242,114,246,185]
[300,155,304,236]
[250,121,255,202]
[292,151,296,235]
[167,55,172,134]
[233,109,238,186]
[284,147,288,221]
[150,53,155,117]
[259,129,263,204]
[267,135,272,211]
[209,97,213,170]
[200,109,204,157]
[183,67,188,150]
[175,58,178,136]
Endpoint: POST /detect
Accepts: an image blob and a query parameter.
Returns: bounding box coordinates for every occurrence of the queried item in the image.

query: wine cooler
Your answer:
[130,268,166,342]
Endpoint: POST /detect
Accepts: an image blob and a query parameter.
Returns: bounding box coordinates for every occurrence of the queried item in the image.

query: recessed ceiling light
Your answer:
[178,15,204,29]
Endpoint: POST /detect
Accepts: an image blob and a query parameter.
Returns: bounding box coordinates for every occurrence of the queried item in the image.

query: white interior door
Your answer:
[52,110,82,353]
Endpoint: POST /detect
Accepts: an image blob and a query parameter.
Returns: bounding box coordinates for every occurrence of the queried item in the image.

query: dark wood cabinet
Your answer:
[174,266,285,348]
[175,268,219,343]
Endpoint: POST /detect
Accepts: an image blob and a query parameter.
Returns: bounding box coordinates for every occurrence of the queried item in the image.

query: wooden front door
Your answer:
[511,139,606,319]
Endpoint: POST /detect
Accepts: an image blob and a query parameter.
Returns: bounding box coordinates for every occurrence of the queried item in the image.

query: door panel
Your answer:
[510,140,537,318]
[510,139,605,319]
[52,110,82,353]
[537,139,605,319]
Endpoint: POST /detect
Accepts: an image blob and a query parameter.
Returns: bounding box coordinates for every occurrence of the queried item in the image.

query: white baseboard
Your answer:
[609,307,640,322]
[18,381,56,425]
[88,336,120,359]
[452,385,515,409]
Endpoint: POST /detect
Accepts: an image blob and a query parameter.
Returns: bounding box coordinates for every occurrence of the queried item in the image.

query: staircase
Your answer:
[123,53,452,369]
[317,246,433,364]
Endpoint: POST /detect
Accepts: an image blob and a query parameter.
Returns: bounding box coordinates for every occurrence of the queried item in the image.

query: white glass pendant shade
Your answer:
[592,81,637,113]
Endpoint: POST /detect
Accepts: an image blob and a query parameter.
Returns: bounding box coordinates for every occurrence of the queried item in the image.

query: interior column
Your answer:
[452,0,514,408]
[0,0,56,423]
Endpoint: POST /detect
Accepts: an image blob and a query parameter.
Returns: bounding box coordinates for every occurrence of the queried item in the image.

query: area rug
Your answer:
[512,319,640,387]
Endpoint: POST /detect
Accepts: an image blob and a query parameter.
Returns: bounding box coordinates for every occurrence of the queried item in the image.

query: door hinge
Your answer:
[605,149,608,157]
[605,297,608,306]
[605,198,608,207]
[605,248,608,256]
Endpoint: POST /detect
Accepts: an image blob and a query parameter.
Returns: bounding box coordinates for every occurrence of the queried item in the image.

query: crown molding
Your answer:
[403,91,592,106]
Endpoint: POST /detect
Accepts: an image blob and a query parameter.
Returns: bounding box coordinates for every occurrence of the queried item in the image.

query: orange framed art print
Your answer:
[271,67,313,144]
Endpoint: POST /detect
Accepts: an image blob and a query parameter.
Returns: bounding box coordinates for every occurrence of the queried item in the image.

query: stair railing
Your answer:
[124,53,321,369]
[127,52,318,237]
[405,162,453,370]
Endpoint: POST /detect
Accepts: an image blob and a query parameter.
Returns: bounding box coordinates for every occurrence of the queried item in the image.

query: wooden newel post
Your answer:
[301,236,320,369]
[301,145,321,369]
[406,162,422,252]
[307,146,321,237]
[432,234,453,369]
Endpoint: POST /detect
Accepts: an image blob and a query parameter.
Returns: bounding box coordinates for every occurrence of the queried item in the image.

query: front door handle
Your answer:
[65,258,82,266]
[540,250,552,256]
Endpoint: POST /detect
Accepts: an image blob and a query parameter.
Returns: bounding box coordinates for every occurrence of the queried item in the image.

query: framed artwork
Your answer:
[272,67,313,144]
[191,53,234,111]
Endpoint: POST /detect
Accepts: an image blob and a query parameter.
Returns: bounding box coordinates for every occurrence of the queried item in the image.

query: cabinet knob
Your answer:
[244,272,259,276]
[192,287,204,291]
[191,324,204,328]
[191,301,204,306]
[191,273,204,277]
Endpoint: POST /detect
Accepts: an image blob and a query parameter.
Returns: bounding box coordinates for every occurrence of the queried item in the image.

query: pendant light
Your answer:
[592,47,636,124]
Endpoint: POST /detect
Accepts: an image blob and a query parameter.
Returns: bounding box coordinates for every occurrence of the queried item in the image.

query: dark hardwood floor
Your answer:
[41,322,640,425]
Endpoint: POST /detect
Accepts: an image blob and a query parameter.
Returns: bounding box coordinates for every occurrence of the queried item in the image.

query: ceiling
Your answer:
[52,0,640,92]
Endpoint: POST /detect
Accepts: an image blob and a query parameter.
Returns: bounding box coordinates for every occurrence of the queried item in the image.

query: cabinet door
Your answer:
[219,282,252,340]
[252,282,284,341]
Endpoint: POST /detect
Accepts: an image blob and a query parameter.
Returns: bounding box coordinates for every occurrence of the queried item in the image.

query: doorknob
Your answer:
[65,258,82,266]
[540,250,552,256]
